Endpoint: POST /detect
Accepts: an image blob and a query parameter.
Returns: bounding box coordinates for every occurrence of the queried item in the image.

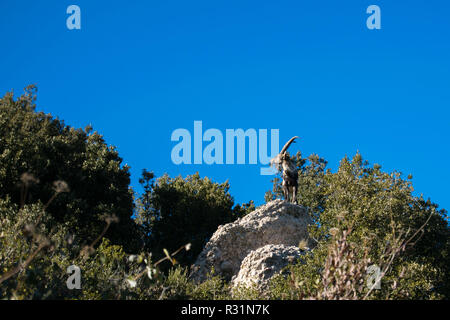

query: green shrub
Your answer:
[0,86,140,252]
[136,171,253,270]
[267,153,449,299]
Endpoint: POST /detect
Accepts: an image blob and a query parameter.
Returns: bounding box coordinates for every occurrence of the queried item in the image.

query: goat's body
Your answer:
[270,136,300,204]
[282,162,298,204]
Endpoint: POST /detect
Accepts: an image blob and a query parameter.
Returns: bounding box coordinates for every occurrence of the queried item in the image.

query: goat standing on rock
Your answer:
[270,136,300,204]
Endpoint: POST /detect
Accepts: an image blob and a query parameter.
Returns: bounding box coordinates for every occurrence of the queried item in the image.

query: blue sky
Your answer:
[1,1,449,212]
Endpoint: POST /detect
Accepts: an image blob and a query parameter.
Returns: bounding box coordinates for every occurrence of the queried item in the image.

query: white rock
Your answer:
[190,199,312,283]
[232,244,305,291]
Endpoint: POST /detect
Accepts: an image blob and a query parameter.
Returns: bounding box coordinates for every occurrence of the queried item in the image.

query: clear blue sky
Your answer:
[1,1,449,212]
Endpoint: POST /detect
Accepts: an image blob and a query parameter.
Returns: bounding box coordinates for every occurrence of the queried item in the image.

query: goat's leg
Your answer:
[283,184,289,202]
[292,185,298,204]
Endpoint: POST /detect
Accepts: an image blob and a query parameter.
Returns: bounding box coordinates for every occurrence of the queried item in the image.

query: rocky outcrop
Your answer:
[231,244,305,291]
[190,199,312,285]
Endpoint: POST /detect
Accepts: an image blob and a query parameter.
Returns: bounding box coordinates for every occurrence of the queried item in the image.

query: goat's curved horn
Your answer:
[280,136,299,155]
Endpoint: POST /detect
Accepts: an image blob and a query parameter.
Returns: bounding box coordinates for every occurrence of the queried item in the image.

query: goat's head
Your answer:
[279,151,291,163]
[270,136,299,171]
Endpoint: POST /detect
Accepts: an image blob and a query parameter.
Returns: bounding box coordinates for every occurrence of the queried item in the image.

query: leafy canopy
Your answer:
[0,86,140,251]
[268,152,449,299]
[136,170,254,269]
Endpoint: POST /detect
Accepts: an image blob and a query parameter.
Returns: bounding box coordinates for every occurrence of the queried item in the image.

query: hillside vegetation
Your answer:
[0,87,448,299]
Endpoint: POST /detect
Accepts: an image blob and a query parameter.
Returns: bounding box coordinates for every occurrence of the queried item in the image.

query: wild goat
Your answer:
[270,136,299,204]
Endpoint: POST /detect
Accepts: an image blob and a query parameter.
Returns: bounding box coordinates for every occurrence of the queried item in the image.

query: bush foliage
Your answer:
[0,85,140,252]
[135,170,254,269]
[0,87,448,300]
[267,152,449,299]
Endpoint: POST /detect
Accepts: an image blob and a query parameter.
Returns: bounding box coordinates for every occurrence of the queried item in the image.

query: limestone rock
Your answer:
[190,199,312,282]
[231,244,305,291]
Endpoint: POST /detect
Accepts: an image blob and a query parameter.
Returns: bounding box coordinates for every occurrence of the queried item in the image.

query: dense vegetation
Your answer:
[136,170,254,270]
[0,85,140,252]
[267,153,449,299]
[0,87,448,299]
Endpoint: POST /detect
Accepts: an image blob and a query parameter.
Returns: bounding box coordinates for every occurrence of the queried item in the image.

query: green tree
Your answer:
[269,153,449,299]
[0,187,200,300]
[136,170,251,269]
[0,86,140,251]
